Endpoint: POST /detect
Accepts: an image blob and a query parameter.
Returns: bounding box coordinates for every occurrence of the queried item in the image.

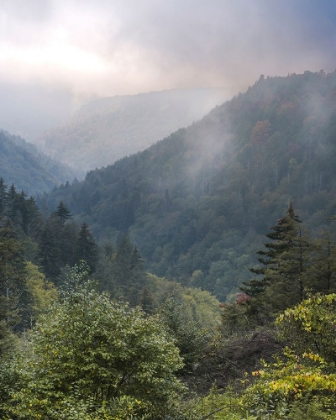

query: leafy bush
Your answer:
[5,266,184,419]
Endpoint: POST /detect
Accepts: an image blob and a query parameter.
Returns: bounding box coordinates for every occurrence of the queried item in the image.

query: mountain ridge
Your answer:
[33,87,229,173]
[37,70,336,300]
[0,130,77,195]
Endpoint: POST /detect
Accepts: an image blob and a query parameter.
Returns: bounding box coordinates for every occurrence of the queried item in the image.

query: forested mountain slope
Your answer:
[34,88,228,173]
[38,70,336,301]
[0,130,76,195]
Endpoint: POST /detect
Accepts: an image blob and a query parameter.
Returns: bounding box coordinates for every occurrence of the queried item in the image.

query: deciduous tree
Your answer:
[8,269,184,419]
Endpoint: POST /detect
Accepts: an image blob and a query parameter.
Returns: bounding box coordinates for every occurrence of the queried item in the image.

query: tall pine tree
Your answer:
[75,222,98,272]
[242,203,311,316]
[54,201,72,225]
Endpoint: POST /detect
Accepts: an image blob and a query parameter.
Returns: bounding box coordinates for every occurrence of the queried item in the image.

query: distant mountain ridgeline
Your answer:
[37,70,336,301]
[34,88,229,173]
[0,130,77,195]
[0,82,75,142]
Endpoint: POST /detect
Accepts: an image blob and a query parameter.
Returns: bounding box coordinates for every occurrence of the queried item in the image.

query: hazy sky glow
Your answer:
[1,0,336,97]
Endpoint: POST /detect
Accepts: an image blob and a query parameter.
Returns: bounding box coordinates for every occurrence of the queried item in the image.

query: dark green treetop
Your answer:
[54,201,72,224]
[75,222,98,272]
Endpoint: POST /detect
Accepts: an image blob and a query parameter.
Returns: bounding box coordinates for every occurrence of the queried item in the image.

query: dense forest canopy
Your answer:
[2,179,336,417]
[0,130,76,195]
[3,70,336,418]
[38,70,336,301]
[2,174,336,418]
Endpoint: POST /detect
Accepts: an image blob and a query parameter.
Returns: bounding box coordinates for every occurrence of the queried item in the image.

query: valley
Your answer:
[2,70,336,419]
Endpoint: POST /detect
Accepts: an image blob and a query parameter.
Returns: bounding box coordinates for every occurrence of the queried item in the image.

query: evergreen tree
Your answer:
[113,235,134,293]
[94,243,118,297]
[24,196,43,240]
[129,246,147,304]
[4,184,19,225]
[17,191,29,235]
[75,222,98,272]
[58,221,78,268]
[38,218,62,281]
[54,201,72,225]
[242,203,311,316]
[113,235,146,305]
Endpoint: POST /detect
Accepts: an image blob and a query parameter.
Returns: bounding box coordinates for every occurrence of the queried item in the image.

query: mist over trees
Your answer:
[38,70,336,301]
[35,88,228,173]
[3,70,336,418]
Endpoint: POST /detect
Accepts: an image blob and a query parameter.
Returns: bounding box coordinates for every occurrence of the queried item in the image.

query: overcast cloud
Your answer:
[1,0,335,98]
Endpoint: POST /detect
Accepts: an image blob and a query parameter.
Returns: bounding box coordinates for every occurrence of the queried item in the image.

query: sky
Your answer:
[0,0,336,141]
[1,0,336,98]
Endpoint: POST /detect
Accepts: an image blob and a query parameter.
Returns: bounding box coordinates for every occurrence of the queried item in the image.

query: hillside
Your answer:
[0,130,77,195]
[4,71,336,419]
[37,70,336,301]
[34,88,228,173]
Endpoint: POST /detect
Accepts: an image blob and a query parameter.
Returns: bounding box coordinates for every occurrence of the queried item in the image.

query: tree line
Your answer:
[2,177,336,418]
